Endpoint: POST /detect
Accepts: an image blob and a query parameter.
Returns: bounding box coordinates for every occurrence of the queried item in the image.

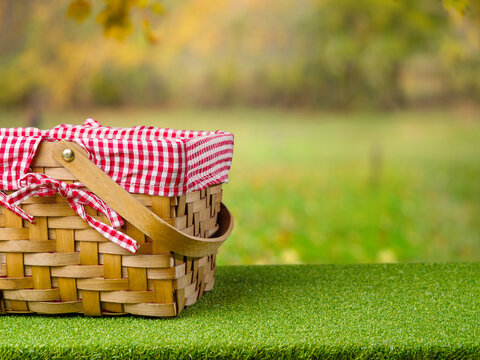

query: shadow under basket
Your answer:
[0,141,234,317]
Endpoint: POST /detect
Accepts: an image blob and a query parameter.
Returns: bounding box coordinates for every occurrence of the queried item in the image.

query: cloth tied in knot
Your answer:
[0,173,138,253]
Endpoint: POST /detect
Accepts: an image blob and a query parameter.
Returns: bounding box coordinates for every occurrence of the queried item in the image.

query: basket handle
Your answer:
[51,140,234,258]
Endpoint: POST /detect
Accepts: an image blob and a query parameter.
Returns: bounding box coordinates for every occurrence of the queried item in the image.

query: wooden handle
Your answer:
[51,140,234,258]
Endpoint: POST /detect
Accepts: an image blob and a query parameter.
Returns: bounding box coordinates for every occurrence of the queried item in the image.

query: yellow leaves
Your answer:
[142,18,159,44]
[135,0,150,8]
[443,0,470,15]
[154,0,228,59]
[67,0,91,22]
[66,0,164,42]
[151,3,164,15]
[96,0,134,40]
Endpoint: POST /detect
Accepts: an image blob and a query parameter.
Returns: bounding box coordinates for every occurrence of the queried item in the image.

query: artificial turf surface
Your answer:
[0,263,479,359]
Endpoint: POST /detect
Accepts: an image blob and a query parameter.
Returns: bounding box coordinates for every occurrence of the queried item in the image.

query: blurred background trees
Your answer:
[0,0,478,111]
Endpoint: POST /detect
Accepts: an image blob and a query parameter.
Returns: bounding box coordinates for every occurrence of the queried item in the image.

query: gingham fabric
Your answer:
[0,118,234,196]
[0,119,234,252]
[1,173,138,253]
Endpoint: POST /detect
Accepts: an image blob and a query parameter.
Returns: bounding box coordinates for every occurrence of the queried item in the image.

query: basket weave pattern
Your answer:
[0,145,223,317]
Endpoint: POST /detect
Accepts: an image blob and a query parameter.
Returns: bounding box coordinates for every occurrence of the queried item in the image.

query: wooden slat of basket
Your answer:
[28,300,83,314]
[0,228,30,240]
[186,203,194,227]
[151,197,170,255]
[103,255,122,280]
[74,229,109,242]
[82,293,100,316]
[29,211,52,291]
[197,265,206,301]
[174,254,184,267]
[100,290,154,304]
[193,213,200,236]
[56,229,78,302]
[145,264,186,280]
[0,263,6,277]
[4,209,28,311]
[77,278,129,291]
[121,255,173,268]
[204,279,215,292]
[182,226,194,236]
[185,191,201,203]
[102,253,123,313]
[177,195,186,216]
[205,268,215,285]
[173,273,191,290]
[176,287,186,313]
[154,280,174,304]
[30,142,60,167]
[4,210,24,278]
[24,252,80,266]
[51,265,104,278]
[132,194,152,207]
[3,289,60,301]
[98,242,152,255]
[22,204,76,217]
[123,222,148,294]
[166,216,187,229]
[44,167,76,181]
[0,240,56,253]
[191,198,208,213]
[186,259,193,280]
[199,207,213,222]
[80,242,98,266]
[79,241,101,316]
[15,195,58,205]
[206,225,220,238]
[183,281,197,299]
[151,196,176,310]
[198,256,208,267]
[0,277,33,290]
[192,260,199,285]
[185,290,199,306]
[48,216,91,229]
[123,303,176,317]
[198,282,207,301]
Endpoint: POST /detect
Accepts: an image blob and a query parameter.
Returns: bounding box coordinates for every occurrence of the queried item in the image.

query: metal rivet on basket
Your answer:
[62,148,75,162]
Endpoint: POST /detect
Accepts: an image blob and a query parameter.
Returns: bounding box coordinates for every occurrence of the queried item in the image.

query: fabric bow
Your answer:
[0,173,138,253]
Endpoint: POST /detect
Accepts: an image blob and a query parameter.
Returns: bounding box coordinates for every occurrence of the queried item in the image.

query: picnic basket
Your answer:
[0,120,234,317]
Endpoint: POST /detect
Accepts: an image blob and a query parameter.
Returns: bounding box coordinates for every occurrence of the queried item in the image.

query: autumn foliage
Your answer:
[0,0,478,110]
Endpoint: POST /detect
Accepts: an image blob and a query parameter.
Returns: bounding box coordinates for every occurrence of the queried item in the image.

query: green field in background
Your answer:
[1,108,479,265]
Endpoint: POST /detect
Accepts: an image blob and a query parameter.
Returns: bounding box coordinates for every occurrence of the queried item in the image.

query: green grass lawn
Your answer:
[1,108,480,265]
[0,263,479,359]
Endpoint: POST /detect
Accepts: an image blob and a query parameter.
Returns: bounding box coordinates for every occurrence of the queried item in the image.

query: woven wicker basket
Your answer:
[0,140,233,317]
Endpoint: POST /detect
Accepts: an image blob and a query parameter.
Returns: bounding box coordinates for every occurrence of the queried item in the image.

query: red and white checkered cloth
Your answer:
[0,119,234,252]
[0,118,234,196]
[2,173,138,253]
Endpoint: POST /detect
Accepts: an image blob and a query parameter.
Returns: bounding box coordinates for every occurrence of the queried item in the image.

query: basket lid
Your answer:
[0,119,234,196]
